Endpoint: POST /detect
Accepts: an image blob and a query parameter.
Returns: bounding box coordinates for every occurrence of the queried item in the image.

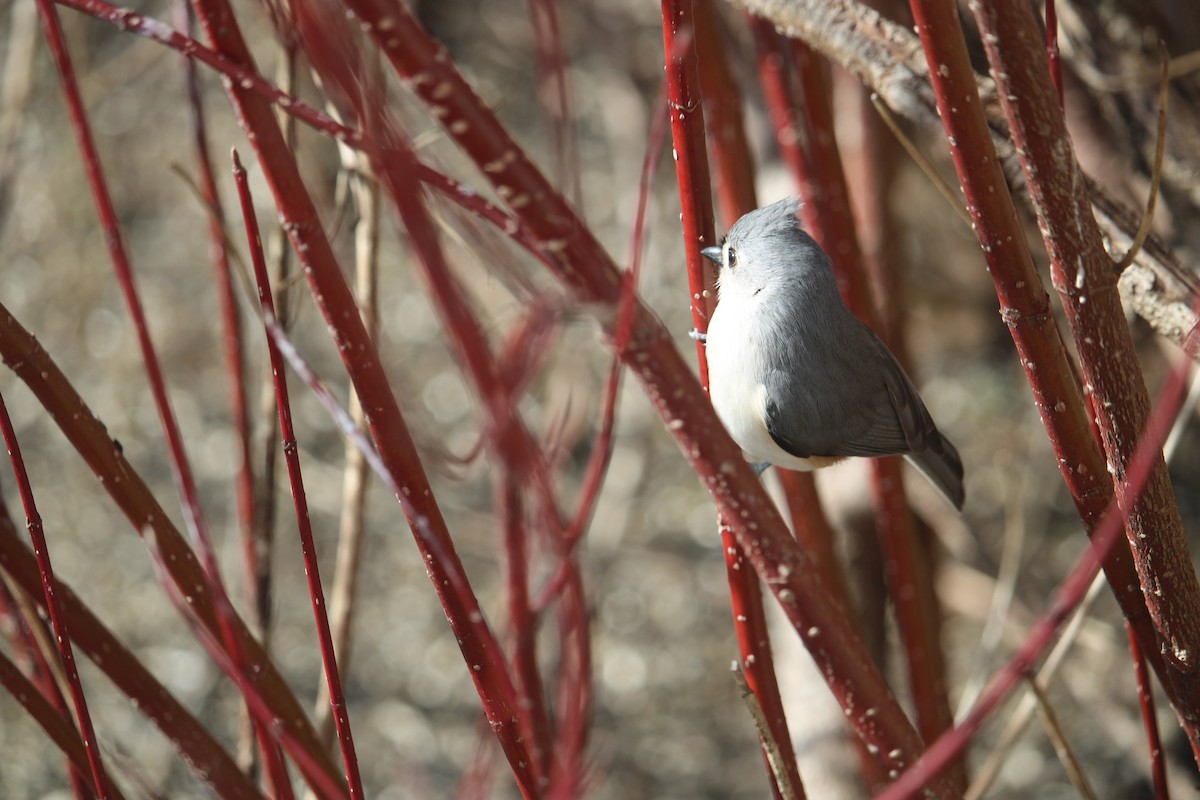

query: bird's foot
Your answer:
[689,329,707,343]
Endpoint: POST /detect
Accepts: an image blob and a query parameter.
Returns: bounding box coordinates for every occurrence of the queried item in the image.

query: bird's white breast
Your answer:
[706,287,826,471]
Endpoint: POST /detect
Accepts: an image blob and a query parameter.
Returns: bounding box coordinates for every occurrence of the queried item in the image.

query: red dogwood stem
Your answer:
[680,2,805,796]
[905,0,1170,719]
[0,389,111,798]
[969,0,1200,751]
[343,1,953,793]
[234,151,366,800]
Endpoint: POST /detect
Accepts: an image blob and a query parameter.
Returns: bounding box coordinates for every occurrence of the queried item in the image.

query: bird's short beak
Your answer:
[700,246,722,266]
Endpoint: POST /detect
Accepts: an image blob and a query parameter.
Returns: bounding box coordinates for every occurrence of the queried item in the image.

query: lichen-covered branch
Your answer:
[729,0,1198,352]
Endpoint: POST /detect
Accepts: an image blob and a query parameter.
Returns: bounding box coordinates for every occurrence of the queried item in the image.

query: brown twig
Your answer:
[1023,673,1098,800]
[732,661,801,800]
[1115,43,1169,273]
[867,94,971,228]
[964,573,1103,800]
[316,131,381,753]
[0,0,37,236]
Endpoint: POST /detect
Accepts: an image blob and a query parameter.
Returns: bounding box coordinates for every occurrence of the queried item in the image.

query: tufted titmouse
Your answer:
[699,197,965,510]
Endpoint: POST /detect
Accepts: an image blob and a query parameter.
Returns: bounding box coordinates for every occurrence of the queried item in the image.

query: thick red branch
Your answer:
[344,2,955,792]
[0,300,340,790]
[674,4,807,797]
[969,0,1200,748]
[0,505,264,799]
[0,388,111,797]
[753,26,961,788]
[183,0,540,789]
[904,0,1169,716]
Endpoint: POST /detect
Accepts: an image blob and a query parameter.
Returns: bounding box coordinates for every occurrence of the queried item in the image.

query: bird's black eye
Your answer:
[724,242,737,270]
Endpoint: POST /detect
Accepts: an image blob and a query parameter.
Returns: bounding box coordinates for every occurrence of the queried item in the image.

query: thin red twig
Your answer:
[695,1,756,226]
[877,315,1200,800]
[1127,621,1170,800]
[379,138,558,795]
[0,391,111,797]
[741,18,857,702]
[696,6,822,797]
[172,0,258,659]
[293,3,568,790]
[530,74,663,616]
[36,1,295,789]
[142,536,349,800]
[0,299,336,791]
[498,478,552,785]
[0,649,118,799]
[0,557,83,789]
[170,17,268,782]
[54,0,566,279]
[0,499,266,799]
[665,5,804,800]
[527,0,581,209]
[745,51,895,785]
[185,0,540,788]
[234,150,366,800]
[549,560,592,800]
[259,310,552,796]
[1045,0,1062,106]
[306,13,591,787]
[759,27,961,788]
[3,578,103,800]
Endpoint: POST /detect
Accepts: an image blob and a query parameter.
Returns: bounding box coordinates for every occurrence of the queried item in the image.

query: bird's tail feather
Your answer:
[905,431,965,511]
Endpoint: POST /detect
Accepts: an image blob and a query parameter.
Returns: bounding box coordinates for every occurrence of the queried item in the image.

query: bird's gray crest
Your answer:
[723,197,832,292]
[726,196,803,245]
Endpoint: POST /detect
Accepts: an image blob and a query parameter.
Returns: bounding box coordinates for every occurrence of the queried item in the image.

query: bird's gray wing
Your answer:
[762,327,934,459]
